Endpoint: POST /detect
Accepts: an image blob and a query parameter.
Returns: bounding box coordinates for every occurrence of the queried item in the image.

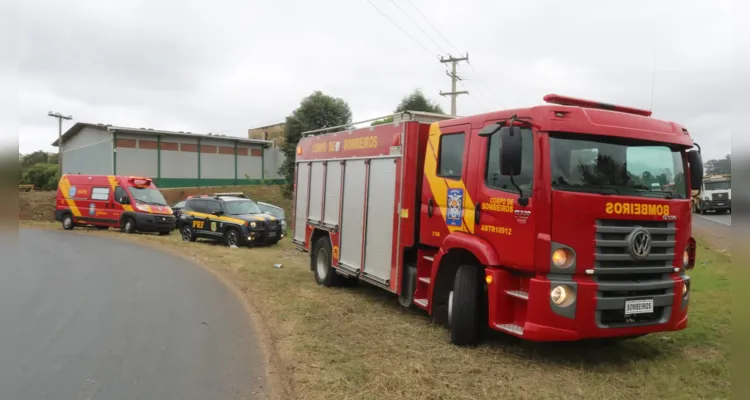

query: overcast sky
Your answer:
[11,0,738,161]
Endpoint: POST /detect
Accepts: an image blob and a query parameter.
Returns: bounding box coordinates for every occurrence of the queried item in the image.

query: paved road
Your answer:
[693,212,731,253]
[0,229,266,400]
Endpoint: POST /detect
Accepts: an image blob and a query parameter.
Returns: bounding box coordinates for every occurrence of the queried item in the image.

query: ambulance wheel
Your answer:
[449,265,486,347]
[312,236,341,287]
[61,214,74,230]
[181,226,197,242]
[122,217,136,234]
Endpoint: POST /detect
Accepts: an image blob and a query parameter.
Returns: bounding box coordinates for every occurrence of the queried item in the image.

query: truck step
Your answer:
[505,290,529,300]
[422,255,434,262]
[418,277,431,285]
[414,298,429,309]
[495,323,524,336]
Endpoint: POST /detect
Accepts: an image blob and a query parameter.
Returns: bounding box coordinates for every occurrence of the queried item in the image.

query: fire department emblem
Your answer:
[210,221,217,232]
[446,188,464,227]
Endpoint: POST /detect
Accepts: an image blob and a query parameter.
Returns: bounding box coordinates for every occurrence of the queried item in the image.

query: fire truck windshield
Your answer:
[128,187,168,206]
[549,132,688,199]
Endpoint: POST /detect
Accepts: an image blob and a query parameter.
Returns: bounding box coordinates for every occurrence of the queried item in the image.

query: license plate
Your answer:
[625,299,654,315]
[268,232,277,238]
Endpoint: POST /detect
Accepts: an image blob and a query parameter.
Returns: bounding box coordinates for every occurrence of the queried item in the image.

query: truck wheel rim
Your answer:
[182,228,191,241]
[64,217,71,228]
[228,232,237,246]
[448,290,454,325]
[316,248,329,279]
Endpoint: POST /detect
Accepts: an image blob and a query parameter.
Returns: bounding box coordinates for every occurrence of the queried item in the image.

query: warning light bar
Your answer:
[127,176,153,187]
[543,94,652,117]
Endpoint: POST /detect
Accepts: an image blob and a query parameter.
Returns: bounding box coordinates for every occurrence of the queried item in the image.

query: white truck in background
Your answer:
[693,174,731,214]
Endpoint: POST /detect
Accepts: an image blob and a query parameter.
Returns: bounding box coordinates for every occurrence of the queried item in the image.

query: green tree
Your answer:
[21,163,59,190]
[372,89,445,126]
[705,154,731,175]
[279,91,353,198]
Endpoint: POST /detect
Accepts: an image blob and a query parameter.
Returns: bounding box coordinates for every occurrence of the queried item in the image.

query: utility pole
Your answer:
[439,53,469,116]
[48,111,73,175]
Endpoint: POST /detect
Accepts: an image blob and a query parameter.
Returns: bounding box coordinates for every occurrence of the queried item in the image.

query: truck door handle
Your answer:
[475,202,481,224]
[427,198,434,217]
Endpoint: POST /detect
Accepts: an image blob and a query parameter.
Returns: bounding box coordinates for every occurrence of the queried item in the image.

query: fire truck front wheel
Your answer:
[449,265,487,346]
[312,236,342,287]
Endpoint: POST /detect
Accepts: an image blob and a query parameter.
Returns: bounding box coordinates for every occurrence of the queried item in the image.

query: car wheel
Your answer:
[181,226,196,242]
[122,217,136,234]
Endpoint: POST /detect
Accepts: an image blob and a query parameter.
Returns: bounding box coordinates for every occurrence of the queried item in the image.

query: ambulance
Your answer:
[55,175,175,235]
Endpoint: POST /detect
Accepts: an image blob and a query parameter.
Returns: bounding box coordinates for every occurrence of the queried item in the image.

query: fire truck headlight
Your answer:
[551,285,576,307]
[551,248,574,269]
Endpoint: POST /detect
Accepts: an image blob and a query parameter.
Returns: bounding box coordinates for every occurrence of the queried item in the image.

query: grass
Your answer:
[20,221,731,400]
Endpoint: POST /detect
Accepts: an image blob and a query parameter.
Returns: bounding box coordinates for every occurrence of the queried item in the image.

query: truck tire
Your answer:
[312,236,341,287]
[181,225,197,242]
[449,265,485,346]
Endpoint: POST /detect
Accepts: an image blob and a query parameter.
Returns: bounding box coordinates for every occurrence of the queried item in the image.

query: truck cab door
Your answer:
[466,122,537,269]
[420,122,473,247]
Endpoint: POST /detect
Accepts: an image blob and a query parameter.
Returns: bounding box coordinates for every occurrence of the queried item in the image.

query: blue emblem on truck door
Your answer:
[446,188,464,227]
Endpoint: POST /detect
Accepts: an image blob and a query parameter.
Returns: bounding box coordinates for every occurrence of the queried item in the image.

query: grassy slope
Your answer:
[21,221,730,400]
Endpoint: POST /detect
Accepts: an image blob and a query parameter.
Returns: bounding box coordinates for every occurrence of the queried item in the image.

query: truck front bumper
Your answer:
[485,269,690,341]
[702,199,731,211]
[133,212,176,232]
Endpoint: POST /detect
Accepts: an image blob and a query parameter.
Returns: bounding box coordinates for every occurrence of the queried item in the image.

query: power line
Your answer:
[403,0,461,55]
[365,0,434,56]
[387,0,447,54]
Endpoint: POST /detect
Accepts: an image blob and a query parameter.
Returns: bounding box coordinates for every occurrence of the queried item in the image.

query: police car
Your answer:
[178,193,283,247]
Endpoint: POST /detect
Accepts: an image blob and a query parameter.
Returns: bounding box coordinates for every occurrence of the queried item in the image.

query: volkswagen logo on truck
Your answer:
[628,228,652,260]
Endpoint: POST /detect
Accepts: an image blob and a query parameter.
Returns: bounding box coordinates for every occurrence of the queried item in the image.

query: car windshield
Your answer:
[129,187,168,205]
[705,181,730,190]
[224,199,262,215]
[549,132,688,199]
[258,203,284,218]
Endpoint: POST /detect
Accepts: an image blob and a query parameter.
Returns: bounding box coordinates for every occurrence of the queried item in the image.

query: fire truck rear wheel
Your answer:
[313,236,341,287]
[449,265,485,346]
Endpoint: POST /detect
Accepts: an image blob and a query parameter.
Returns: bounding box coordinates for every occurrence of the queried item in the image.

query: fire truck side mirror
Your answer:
[687,149,704,193]
[500,126,523,176]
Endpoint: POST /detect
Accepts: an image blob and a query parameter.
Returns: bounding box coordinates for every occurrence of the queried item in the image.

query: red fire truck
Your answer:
[292,94,704,346]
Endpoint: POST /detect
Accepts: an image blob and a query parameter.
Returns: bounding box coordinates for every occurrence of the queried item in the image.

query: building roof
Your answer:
[247,122,285,131]
[52,122,274,147]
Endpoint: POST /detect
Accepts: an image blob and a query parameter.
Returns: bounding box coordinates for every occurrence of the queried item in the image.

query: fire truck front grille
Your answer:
[593,219,677,328]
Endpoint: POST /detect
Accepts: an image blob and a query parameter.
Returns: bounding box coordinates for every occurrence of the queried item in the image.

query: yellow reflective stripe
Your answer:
[187,211,247,226]
[57,176,82,217]
[424,123,476,234]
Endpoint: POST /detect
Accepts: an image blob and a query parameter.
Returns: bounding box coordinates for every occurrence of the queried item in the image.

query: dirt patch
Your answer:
[18,185,290,222]
[20,221,731,400]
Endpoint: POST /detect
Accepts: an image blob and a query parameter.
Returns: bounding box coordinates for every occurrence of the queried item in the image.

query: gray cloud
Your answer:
[15,0,735,162]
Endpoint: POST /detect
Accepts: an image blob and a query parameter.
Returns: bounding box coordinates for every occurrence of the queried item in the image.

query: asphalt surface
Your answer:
[692,212,731,253]
[1,229,266,400]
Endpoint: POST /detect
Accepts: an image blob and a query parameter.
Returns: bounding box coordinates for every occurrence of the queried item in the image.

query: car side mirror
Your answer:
[213,210,224,216]
[687,148,703,193]
[500,126,523,176]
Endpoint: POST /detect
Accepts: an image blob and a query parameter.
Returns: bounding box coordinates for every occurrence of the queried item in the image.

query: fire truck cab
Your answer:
[293,94,704,346]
